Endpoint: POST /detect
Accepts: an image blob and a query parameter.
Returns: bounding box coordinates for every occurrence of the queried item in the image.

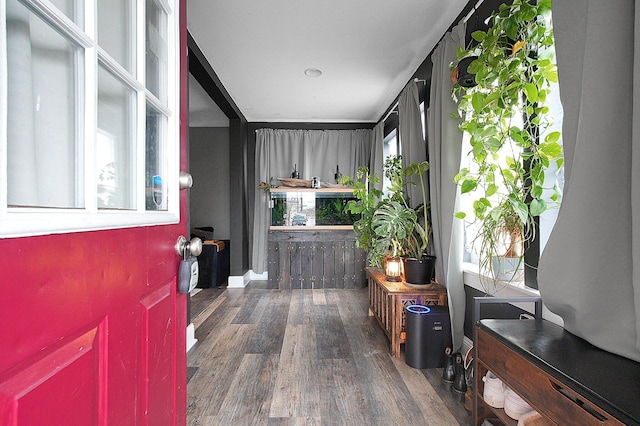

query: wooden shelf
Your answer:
[270,187,353,193]
[269,225,353,231]
[366,267,447,357]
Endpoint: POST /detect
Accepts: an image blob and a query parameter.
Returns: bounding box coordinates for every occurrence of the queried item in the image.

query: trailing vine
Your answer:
[451,0,563,291]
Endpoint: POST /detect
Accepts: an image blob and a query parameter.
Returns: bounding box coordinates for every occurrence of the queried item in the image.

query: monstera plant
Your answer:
[343,156,434,285]
[451,0,563,291]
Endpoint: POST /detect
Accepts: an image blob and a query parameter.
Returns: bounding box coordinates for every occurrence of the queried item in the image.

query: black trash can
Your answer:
[404,305,452,369]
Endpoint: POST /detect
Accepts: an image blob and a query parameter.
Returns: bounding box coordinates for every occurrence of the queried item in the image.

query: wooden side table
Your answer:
[366,267,448,357]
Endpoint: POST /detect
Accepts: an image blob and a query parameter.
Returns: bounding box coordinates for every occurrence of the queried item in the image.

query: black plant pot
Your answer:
[402,255,436,286]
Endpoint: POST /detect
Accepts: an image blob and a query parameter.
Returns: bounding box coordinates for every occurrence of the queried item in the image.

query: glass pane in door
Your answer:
[6,0,83,208]
[49,0,84,28]
[97,66,136,210]
[145,105,167,211]
[98,0,134,73]
[145,0,167,104]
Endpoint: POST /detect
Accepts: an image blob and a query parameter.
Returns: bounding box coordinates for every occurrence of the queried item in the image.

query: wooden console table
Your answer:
[268,230,366,289]
[365,267,447,357]
[475,319,640,426]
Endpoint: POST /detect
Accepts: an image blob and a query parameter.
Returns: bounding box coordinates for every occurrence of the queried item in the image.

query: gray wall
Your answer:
[188,127,231,239]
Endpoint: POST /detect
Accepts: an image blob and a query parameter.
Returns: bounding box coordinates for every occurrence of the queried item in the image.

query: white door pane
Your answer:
[6,0,83,208]
[145,0,167,103]
[145,105,167,211]
[98,0,134,73]
[97,66,136,210]
[49,0,83,28]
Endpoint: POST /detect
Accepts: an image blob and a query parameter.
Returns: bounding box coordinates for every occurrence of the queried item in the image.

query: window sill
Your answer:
[0,209,180,238]
[462,262,564,326]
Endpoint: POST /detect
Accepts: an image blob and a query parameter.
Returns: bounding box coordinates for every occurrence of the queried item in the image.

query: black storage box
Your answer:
[194,239,230,288]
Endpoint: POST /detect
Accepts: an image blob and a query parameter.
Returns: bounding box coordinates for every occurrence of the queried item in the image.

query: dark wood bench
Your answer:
[474,317,640,425]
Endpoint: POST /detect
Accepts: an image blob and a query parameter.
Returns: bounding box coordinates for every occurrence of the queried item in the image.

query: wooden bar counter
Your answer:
[366,267,448,357]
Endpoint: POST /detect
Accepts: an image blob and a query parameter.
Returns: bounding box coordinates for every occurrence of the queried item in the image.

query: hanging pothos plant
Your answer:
[451,0,563,292]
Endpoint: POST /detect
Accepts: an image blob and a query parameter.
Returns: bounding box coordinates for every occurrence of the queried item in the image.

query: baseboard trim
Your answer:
[186,323,197,352]
[250,270,268,280]
[228,272,250,288]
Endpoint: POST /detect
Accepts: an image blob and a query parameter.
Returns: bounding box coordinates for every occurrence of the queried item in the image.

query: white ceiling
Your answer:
[187,0,469,123]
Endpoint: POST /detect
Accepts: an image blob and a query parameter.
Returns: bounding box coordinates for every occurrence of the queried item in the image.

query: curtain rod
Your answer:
[378,0,483,125]
[462,0,485,24]
[382,104,399,122]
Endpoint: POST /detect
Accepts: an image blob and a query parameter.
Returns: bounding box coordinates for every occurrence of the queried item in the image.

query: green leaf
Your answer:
[544,131,561,144]
[478,197,492,207]
[542,65,558,83]
[529,198,547,216]
[454,212,467,220]
[524,83,538,104]
[520,2,538,21]
[473,199,490,216]
[486,137,502,152]
[502,169,515,182]
[504,17,518,40]
[486,183,498,197]
[538,0,552,14]
[472,92,485,113]
[509,197,529,223]
[461,179,478,194]
[509,127,524,144]
[472,30,487,42]
[473,142,486,161]
[531,185,543,198]
[539,141,563,159]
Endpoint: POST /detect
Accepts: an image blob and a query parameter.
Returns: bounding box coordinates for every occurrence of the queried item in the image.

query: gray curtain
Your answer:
[251,129,372,274]
[538,1,640,362]
[398,81,427,207]
[427,23,466,351]
[369,121,384,192]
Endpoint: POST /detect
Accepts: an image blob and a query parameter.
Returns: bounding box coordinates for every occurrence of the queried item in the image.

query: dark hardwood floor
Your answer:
[187,282,470,425]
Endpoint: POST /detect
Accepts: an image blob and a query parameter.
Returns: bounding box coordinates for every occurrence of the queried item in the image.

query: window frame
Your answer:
[0,0,181,238]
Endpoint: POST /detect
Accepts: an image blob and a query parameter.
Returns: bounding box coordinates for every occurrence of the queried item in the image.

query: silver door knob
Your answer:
[175,236,203,257]
[179,171,193,190]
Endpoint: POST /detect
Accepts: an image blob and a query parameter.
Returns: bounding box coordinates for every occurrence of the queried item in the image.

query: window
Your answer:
[420,101,425,140]
[454,2,564,292]
[460,86,564,291]
[1,0,180,237]
[382,128,398,196]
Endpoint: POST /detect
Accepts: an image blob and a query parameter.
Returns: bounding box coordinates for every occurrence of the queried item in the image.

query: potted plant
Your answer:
[476,199,527,286]
[343,156,435,285]
[451,0,562,292]
[400,160,436,286]
[340,167,387,267]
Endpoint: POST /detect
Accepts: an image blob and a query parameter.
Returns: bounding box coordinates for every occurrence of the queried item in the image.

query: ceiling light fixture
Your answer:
[304,68,322,77]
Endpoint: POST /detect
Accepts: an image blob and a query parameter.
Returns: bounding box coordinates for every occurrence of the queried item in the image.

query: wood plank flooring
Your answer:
[187,282,470,425]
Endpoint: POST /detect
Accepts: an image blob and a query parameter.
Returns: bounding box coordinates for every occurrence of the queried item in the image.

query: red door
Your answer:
[0,1,189,424]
